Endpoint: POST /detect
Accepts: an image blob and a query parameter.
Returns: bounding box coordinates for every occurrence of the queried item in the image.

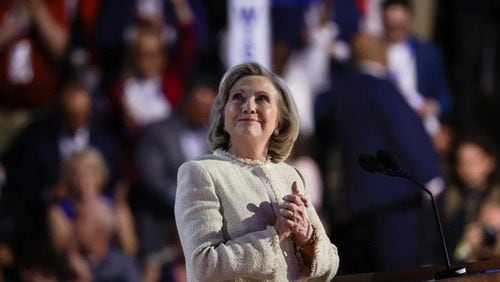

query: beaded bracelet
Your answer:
[296,225,318,252]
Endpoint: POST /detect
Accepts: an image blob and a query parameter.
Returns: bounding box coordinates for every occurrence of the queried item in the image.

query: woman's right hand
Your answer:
[275,182,310,242]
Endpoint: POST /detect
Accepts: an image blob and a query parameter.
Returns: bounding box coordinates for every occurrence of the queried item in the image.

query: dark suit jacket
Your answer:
[134,115,197,213]
[316,66,442,217]
[2,112,120,205]
[133,114,209,255]
[411,37,453,118]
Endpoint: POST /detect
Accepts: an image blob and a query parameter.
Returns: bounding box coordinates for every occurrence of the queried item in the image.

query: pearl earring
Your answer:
[273,129,279,136]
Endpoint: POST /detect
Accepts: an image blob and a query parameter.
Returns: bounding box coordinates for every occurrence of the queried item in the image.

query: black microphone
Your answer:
[358,153,384,174]
[358,150,467,279]
[376,149,404,176]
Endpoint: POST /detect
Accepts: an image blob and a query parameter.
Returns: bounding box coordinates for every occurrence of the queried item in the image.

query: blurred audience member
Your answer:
[2,73,120,202]
[94,0,199,93]
[48,148,138,257]
[382,0,452,138]
[0,73,120,276]
[303,1,339,94]
[104,0,197,189]
[110,15,196,132]
[0,0,72,153]
[272,1,338,137]
[455,197,500,263]
[356,0,438,41]
[133,75,216,279]
[107,2,197,188]
[441,133,500,262]
[315,32,442,273]
[67,190,140,281]
[0,0,70,108]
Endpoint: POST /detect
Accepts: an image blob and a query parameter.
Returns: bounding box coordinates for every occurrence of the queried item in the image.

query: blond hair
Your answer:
[61,147,109,191]
[208,62,300,162]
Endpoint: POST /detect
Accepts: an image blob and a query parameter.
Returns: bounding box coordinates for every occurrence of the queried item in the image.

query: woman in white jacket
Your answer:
[175,62,339,281]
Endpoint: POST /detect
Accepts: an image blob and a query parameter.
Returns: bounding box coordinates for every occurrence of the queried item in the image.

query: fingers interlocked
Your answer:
[280,202,300,223]
[279,182,310,231]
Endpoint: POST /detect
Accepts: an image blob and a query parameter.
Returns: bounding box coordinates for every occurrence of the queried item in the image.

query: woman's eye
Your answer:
[257,95,270,102]
[231,93,244,101]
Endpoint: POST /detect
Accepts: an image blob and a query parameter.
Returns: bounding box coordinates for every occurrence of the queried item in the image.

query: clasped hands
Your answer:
[275,181,313,247]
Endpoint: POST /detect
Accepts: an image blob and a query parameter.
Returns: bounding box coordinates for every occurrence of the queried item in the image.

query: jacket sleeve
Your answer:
[174,161,283,281]
[304,205,340,280]
[372,80,441,185]
[295,168,340,280]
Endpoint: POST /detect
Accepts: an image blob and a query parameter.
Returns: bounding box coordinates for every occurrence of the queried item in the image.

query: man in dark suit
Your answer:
[133,76,216,261]
[316,33,442,273]
[382,0,452,138]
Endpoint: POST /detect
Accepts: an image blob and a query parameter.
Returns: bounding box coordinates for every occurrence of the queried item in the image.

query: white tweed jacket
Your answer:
[175,149,339,281]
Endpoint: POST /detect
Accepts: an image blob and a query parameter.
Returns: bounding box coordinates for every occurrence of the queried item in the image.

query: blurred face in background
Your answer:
[479,203,500,231]
[61,83,91,134]
[134,31,165,79]
[383,4,412,43]
[183,85,217,128]
[457,143,496,189]
[64,150,108,200]
[271,41,291,76]
[68,159,100,199]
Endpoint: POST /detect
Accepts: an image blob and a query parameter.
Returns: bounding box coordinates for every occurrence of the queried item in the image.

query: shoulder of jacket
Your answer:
[179,154,226,170]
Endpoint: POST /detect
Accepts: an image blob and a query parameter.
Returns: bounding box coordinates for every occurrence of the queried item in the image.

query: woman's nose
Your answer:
[242,98,256,113]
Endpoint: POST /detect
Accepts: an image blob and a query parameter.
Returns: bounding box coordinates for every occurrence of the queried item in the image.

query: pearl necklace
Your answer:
[215,149,271,166]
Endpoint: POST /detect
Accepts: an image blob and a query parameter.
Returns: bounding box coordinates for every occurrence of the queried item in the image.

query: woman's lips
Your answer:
[238,118,259,122]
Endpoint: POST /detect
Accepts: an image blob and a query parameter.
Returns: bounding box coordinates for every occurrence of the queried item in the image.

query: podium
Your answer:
[333,259,500,281]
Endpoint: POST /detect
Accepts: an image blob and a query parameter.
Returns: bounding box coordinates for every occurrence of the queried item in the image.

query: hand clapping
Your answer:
[275,182,313,245]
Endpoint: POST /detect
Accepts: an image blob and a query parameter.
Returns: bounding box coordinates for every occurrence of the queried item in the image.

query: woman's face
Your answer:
[457,143,495,189]
[224,75,279,147]
[68,161,101,199]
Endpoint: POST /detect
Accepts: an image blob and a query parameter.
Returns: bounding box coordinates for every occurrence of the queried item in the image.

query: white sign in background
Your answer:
[227,0,271,69]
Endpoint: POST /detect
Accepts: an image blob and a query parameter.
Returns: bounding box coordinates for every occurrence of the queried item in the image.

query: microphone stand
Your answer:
[360,150,467,278]
[398,171,467,279]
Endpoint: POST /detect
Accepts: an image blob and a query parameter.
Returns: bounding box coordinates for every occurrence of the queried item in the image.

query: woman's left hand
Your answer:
[279,182,313,246]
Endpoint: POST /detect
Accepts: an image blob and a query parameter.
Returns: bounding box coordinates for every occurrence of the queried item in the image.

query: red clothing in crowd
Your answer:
[110,21,197,129]
[0,0,69,109]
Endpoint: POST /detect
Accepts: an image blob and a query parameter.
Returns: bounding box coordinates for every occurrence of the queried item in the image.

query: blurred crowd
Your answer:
[0,0,499,280]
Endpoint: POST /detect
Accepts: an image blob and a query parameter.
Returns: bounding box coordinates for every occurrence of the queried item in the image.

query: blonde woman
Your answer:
[175,62,339,281]
[48,147,138,257]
